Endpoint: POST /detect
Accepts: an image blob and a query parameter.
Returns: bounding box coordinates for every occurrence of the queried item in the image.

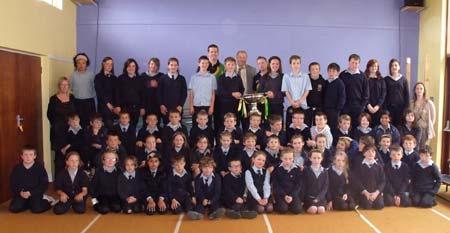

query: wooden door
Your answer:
[442,56,450,174]
[0,50,42,203]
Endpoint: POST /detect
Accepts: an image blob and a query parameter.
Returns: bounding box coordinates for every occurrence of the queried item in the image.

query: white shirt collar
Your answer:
[357,126,372,134]
[279,163,297,172]
[345,69,361,75]
[332,165,343,176]
[173,168,187,177]
[119,123,130,131]
[252,165,264,174]
[391,161,402,169]
[198,124,208,130]
[146,126,159,133]
[167,122,181,131]
[103,166,117,173]
[68,125,82,134]
[417,160,433,169]
[311,165,324,178]
[249,126,261,133]
[362,158,377,167]
[289,123,308,130]
[123,171,136,179]
[339,128,349,135]
[200,173,215,186]
[225,72,237,78]
[168,72,178,79]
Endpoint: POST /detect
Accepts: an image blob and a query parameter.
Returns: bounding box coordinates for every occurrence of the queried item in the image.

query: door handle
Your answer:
[17,114,24,132]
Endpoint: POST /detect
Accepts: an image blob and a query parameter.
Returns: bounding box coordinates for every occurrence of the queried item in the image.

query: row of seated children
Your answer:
[9,142,441,218]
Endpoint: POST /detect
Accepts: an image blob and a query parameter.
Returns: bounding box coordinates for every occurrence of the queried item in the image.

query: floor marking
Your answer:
[354,206,382,233]
[262,214,273,233]
[173,213,184,233]
[431,209,450,221]
[80,214,101,233]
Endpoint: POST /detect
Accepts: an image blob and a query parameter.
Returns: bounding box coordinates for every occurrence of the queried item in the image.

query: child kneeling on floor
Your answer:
[411,146,441,208]
[188,156,225,220]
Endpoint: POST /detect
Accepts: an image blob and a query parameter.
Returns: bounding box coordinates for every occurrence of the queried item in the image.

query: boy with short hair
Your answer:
[188,157,225,220]
[136,113,162,148]
[378,134,392,164]
[238,132,258,171]
[59,113,85,174]
[189,55,217,126]
[402,135,419,169]
[167,155,194,214]
[307,112,333,149]
[339,54,369,129]
[217,57,245,127]
[9,145,51,213]
[244,113,266,149]
[411,146,441,208]
[189,109,215,148]
[286,109,311,143]
[95,131,128,168]
[114,111,137,155]
[306,62,327,127]
[222,159,258,219]
[84,113,108,170]
[323,63,346,133]
[332,114,353,147]
[217,112,243,146]
[384,145,411,207]
[161,109,189,150]
[281,55,312,128]
[214,131,239,176]
[265,114,287,147]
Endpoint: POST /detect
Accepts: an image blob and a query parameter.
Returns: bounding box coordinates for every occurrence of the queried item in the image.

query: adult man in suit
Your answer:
[236,50,257,94]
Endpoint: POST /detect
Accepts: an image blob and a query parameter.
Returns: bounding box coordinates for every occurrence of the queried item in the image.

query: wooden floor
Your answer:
[1,188,449,233]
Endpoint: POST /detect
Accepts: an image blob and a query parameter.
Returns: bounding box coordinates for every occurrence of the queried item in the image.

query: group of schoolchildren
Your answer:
[9,51,442,221]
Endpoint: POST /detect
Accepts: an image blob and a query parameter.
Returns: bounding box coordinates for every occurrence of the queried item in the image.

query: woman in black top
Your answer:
[94,57,117,129]
[47,77,76,160]
[364,59,386,127]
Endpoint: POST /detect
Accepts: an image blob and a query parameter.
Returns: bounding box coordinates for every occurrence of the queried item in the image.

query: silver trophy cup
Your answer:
[242,93,266,116]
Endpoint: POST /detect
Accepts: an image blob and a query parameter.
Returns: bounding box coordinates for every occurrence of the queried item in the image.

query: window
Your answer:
[41,0,63,10]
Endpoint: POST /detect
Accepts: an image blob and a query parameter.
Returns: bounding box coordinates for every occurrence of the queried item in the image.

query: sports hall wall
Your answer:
[77,0,420,85]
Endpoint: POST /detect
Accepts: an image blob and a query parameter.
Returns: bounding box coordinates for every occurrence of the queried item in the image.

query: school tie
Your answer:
[122,127,126,133]
[395,165,399,169]
[223,150,228,156]
[151,172,156,177]
[128,175,133,180]
[203,178,208,185]
[257,169,262,176]
[171,75,175,80]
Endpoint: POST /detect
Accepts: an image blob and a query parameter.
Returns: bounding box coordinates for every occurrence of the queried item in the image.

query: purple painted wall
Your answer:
[77,0,419,84]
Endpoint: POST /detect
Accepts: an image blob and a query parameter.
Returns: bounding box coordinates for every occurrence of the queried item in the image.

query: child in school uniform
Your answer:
[161,109,189,150]
[384,145,411,207]
[307,62,327,127]
[332,114,353,147]
[384,58,410,127]
[350,136,383,169]
[141,153,168,215]
[141,57,164,121]
[84,113,108,171]
[316,134,333,168]
[53,152,89,215]
[398,109,422,146]
[189,109,214,148]
[326,151,355,211]
[190,135,213,177]
[291,135,308,171]
[188,157,225,220]
[188,55,217,127]
[378,134,392,165]
[114,111,137,155]
[374,110,401,145]
[135,135,158,168]
[303,149,329,214]
[324,63,346,132]
[282,55,312,128]
[9,145,51,213]
[117,156,142,214]
[90,151,122,214]
[245,151,273,214]
[339,54,369,129]
[238,132,258,172]
[264,135,282,173]
[217,112,243,146]
[350,145,385,210]
[222,159,258,219]
[352,112,373,142]
[94,56,117,129]
[167,155,194,214]
[258,56,285,119]
[402,135,420,169]
[158,57,187,125]
[264,114,287,147]
[136,113,162,149]
[286,109,311,144]
[411,146,441,208]
[95,131,128,169]
[59,113,85,175]
[364,59,386,127]
[114,58,144,128]
[214,131,239,176]
[217,57,245,127]
[164,131,191,171]
[244,113,266,149]
[272,148,303,214]
[307,112,333,150]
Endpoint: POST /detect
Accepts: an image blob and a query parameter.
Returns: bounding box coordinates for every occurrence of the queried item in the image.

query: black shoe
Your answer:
[241,210,258,219]
[187,211,203,220]
[225,209,241,219]
[208,208,225,220]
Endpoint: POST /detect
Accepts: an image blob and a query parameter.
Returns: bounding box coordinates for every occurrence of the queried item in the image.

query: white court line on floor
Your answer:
[431,209,450,221]
[262,214,273,233]
[173,213,184,233]
[80,214,101,233]
[354,206,382,233]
